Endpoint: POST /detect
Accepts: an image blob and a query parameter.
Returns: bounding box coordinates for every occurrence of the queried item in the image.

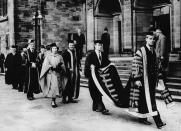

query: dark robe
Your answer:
[101,32,110,58]
[26,49,41,98]
[37,52,45,73]
[4,52,22,88]
[62,49,80,99]
[19,51,28,92]
[0,53,5,73]
[84,50,110,111]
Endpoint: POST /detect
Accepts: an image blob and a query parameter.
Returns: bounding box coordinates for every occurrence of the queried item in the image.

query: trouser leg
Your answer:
[153,112,164,127]
[27,86,34,98]
[12,82,18,89]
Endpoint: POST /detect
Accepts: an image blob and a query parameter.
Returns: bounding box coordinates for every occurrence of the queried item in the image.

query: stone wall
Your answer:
[15,0,85,51]
[123,0,132,50]
[0,21,9,54]
[135,11,152,49]
[42,0,85,50]
[86,0,94,51]
[95,17,113,52]
[0,0,14,55]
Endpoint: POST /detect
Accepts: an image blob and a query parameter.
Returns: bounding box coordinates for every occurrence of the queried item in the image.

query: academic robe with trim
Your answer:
[62,49,80,99]
[130,45,159,118]
[26,49,41,96]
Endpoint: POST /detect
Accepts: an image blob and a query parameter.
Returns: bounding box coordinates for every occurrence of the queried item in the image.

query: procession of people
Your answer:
[2,27,175,129]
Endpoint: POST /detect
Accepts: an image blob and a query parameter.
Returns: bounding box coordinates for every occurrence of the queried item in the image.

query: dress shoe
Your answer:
[62,99,68,104]
[51,101,58,108]
[68,99,78,103]
[92,107,97,111]
[95,109,102,112]
[18,89,23,92]
[27,97,35,100]
[102,109,109,115]
[73,97,78,100]
[139,119,152,125]
[157,122,166,129]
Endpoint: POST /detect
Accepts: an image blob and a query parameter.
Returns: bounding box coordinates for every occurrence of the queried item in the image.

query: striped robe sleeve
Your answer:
[132,50,143,81]
[129,50,143,110]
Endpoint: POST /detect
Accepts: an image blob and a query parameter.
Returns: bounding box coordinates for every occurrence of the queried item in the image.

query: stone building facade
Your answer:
[0,0,180,58]
[0,0,86,55]
[0,0,14,55]
[86,0,181,57]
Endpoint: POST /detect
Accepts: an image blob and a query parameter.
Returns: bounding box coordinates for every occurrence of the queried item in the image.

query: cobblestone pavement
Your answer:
[0,75,181,131]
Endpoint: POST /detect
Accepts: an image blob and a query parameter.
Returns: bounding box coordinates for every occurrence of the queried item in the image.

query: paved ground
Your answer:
[0,75,181,131]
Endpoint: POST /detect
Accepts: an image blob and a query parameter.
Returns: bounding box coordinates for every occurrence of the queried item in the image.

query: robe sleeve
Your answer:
[132,50,143,81]
[84,52,92,78]
[129,50,143,110]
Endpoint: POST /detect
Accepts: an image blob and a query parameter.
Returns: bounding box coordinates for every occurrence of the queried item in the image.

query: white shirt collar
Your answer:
[95,50,101,56]
[146,44,154,53]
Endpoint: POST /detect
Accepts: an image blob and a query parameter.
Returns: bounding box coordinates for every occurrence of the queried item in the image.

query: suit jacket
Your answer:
[74,33,85,48]
[84,50,110,101]
[155,33,168,58]
[101,32,110,54]
[84,51,110,79]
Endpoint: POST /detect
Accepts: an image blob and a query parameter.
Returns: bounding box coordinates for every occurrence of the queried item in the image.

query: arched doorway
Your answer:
[133,0,172,51]
[94,0,122,55]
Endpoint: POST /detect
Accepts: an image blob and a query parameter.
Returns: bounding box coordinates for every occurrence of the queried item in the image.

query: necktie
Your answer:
[150,47,153,54]
[98,52,102,64]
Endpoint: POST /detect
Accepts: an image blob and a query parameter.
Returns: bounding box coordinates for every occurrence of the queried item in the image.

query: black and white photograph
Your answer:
[0,0,181,131]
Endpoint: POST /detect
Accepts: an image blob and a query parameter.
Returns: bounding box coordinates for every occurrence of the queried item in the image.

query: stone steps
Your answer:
[166,77,181,83]
[80,57,181,102]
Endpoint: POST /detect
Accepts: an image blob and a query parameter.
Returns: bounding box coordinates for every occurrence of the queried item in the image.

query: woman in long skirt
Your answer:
[39,43,67,108]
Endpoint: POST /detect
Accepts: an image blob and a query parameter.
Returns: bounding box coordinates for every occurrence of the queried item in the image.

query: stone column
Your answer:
[123,0,132,50]
[8,0,15,46]
[86,0,94,51]
[113,15,119,54]
[180,0,181,49]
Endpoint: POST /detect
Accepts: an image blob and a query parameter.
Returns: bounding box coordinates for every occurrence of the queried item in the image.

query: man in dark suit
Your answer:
[155,29,169,83]
[101,27,110,59]
[84,40,110,115]
[74,28,85,63]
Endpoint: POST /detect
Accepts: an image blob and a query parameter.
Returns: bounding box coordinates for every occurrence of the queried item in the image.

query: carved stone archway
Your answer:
[133,0,172,8]
[93,0,123,55]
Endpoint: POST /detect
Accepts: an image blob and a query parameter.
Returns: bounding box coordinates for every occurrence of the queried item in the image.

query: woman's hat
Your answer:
[11,45,18,49]
[50,43,57,48]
